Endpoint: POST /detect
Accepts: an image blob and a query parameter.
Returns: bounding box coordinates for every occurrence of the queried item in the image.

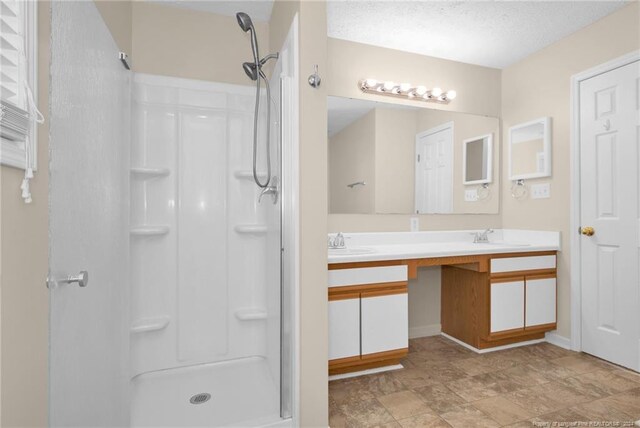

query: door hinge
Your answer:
[417,155,421,162]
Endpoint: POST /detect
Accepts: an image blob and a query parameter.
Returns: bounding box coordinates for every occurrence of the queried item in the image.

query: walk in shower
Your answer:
[48,2,297,427]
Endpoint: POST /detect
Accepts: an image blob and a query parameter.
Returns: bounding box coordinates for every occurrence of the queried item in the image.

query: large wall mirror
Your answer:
[328,96,500,214]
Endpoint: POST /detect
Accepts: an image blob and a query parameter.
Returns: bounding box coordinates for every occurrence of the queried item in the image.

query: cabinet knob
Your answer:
[579,226,595,237]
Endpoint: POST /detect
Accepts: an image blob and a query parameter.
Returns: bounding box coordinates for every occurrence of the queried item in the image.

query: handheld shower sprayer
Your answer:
[236,12,279,190]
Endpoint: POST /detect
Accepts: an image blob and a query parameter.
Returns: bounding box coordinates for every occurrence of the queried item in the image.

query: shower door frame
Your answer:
[278,13,301,425]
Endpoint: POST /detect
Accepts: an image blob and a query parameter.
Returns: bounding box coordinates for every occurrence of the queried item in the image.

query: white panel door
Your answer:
[328,298,361,360]
[361,293,408,355]
[490,281,525,333]
[49,1,131,425]
[525,277,556,327]
[415,123,453,214]
[580,60,640,371]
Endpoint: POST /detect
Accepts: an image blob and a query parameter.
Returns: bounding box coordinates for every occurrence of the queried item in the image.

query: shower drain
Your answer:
[189,393,211,405]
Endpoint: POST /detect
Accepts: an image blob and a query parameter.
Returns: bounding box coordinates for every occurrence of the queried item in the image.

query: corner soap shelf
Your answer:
[130,225,170,236]
[235,308,267,321]
[233,170,267,181]
[234,225,267,235]
[131,167,171,178]
[131,317,170,334]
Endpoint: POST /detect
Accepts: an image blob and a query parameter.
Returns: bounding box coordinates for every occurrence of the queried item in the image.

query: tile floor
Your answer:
[328,336,640,427]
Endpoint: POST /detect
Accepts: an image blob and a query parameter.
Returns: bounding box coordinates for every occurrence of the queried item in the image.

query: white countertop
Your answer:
[328,229,561,264]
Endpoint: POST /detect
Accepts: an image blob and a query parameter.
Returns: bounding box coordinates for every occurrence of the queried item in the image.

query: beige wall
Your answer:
[0,3,51,426]
[375,108,418,214]
[94,0,132,54]
[327,37,502,233]
[417,109,500,214]
[329,110,376,213]
[131,2,268,85]
[501,2,640,339]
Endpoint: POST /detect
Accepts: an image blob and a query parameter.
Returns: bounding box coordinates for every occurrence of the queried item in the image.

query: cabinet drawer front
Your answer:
[361,292,408,355]
[328,299,361,361]
[526,277,556,327]
[328,265,408,287]
[491,255,556,273]
[490,280,525,333]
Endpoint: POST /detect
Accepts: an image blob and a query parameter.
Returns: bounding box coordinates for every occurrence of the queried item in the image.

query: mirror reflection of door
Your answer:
[415,122,453,214]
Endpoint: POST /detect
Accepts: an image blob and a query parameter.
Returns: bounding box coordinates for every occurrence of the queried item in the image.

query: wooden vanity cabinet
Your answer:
[328,264,409,375]
[442,251,558,350]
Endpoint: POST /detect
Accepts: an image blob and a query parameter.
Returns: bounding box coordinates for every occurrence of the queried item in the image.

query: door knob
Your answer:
[47,271,89,289]
[580,226,595,236]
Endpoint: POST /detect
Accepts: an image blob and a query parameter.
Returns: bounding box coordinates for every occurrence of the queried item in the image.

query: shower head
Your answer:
[236,12,260,65]
[236,12,253,33]
[243,62,258,81]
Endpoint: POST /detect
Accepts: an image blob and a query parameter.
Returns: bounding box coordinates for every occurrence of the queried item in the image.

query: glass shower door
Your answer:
[48,1,130,426]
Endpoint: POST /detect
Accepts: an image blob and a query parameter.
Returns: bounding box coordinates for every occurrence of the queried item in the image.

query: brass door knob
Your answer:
[580,226,595,236]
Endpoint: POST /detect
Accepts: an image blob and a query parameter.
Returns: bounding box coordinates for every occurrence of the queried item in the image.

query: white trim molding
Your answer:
[569,50,640,353]
[545,332,572,350]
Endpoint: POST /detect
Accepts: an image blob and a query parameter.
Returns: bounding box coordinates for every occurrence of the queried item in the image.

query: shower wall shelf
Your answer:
[234,225,268,235]
[130,225,170,236]
[130,167,171,178]
[235,309,268,321]
[131,317,170,334]
[233,170,267,181]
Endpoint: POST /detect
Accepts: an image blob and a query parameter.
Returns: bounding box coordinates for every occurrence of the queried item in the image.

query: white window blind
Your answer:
[0,0,40,173]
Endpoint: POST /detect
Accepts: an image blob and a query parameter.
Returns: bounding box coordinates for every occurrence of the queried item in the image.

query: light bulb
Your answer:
[383,81,395,91]
[364,79,377,88]
[431,87,443,97]
[415,86,427,95]
[399,83,411,92]
[446,90,457,100]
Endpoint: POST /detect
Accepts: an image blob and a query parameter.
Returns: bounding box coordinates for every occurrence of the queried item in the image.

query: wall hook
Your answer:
[308,64,321,88]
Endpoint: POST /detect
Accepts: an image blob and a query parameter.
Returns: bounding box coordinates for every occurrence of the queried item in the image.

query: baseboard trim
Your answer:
[545,332,572,350]
[441,333,545,354]
[409,324,441,339]
[328,364,404,381]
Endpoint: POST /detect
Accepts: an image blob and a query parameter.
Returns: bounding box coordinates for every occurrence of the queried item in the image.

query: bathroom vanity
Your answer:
[327,230,560,375]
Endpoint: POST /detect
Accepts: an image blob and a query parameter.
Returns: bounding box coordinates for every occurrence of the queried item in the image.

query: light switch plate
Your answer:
[531,182,551,199]
[465,189,479,202]
[410,217,419,232]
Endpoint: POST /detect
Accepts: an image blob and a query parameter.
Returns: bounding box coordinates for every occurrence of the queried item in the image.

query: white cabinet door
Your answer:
[328,298,360,360]
[361,293,408,355]
[490,280,525,333]
[525,277,556,327]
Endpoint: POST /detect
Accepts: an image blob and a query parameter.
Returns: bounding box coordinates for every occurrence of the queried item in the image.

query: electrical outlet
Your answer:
[410,217,419,232]
[531,182,551,199]
[465,189,479,202]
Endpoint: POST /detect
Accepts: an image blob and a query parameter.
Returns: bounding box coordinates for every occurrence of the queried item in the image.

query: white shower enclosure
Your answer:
[48,2,297,427]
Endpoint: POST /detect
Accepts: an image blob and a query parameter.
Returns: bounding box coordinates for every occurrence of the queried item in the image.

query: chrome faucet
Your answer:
[472,228,494,243]
[328,232,346,249]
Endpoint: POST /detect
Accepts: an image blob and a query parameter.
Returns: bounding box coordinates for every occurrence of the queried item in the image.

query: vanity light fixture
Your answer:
[359,79,457,104]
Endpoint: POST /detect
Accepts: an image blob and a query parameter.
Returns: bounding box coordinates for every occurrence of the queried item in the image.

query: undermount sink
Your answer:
[328,247,377,256]
[477,241,531,247]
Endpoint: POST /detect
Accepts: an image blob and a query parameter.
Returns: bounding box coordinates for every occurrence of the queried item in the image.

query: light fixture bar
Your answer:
[358,79,457,104]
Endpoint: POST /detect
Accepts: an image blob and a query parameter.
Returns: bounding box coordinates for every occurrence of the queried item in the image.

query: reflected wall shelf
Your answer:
[131,317,170,334]
[234,225,267,235]
[130,225,170,236]
[131,167,171,178]
[235,308,268,321]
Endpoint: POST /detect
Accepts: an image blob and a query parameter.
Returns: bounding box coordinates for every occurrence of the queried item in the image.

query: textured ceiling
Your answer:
[146,0,275,22]
[327,1,630,69]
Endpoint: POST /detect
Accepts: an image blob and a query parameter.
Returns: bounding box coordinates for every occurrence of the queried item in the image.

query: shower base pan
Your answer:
[131,356,285,427]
